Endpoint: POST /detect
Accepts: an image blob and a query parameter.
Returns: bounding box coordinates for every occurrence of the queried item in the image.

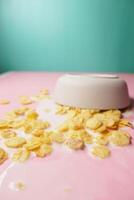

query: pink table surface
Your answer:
[0,72,134,200]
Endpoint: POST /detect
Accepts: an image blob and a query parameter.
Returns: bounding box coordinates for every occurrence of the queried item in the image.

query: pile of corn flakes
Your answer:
[55,105,132,158]
[0,89,133,165]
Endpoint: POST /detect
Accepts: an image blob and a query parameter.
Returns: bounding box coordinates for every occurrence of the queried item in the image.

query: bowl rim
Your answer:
[65,73,119,79]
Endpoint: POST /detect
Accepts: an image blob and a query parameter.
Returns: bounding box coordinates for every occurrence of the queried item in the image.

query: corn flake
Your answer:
[80,109,92,121]
[35,144,53,157]
[15,182,26,191]
[69,117,84,130]
[66,129,92,144]
[91,144,110,159]
[58,122,69,132]
[5,136,26,148]
[0,120,11,129]
[25,137,41,151]
[31,129,44,137]
[14,107,29,115]
[20,96,33,105]
[109,130,131,146]
[12,148,30,162]
[55,105,70,115]
[26,110,39,120]
[39,132,52,144]
[65,138,84,150]
[86,118,102,130]
[0,129,16,139]
[40,89,49,95]
[94,134,109,145]
[0,148,8,165]
[95,125,107,133]
[51,131,65,143]
[0,99,10,105]
[10,120,25,129]
[118,119,133,128]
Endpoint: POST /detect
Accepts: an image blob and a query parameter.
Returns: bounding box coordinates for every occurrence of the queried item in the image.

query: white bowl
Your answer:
[54,73,130,110]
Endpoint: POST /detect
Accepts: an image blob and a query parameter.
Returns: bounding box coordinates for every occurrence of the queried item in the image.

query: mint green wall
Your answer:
[0,0,134,72]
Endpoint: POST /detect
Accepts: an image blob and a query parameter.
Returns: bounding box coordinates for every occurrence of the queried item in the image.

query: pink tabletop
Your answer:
[0,72,134,200]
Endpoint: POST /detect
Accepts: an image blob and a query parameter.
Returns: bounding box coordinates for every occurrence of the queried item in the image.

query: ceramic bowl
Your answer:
[54,73,130,109]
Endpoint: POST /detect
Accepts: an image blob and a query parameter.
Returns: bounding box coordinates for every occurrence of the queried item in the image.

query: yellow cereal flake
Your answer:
[93,110,121,129]
[0,120,11,129]
[36,94,51,101]
[105,110,121,118]
[39,132,52,144]
[89,109,100,114]
[94,113,105,121]
[55,104,63,114]
[34,120,50,130]
[25,137,41,151]
[95,125,107,133]
[86,118,102,130]
[40,89,49,95]
[65,138,84,150]
[5,112,18,121]
[10,120,25,129]
[14,107,29,115]
[94,134,109,145]
[67,110,77,119]
[104,110,121,123]
[83,133,93,144]
[0,148,8,165]
[66,129,93,144]
[118,119,133,128]
[91,144,110,159]
[69,116,84,130]
[74,108,81,114]
[35,144,53,157]
[112,115,120,123]
[109,130,131,146]
[58,122,69,133]
[80,109,92,121]
[51,131,65,143]
[23,120,50,134]
[103,118,115,128]
[55,104,70,115]
[66,130,81,140]
[112,110,122,117]
[15,182,26,191]
[19,96,33,105]
[26,110,39,120]
[31,129,44,137]
[0,99,10,105]
[23,121,33,133]
[12,148,30,162]
[5,136,26,148]
[0,129,16,139]
[0,148,6,159]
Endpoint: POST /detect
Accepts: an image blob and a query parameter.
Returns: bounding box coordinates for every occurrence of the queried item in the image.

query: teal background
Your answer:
[0,0,134,72]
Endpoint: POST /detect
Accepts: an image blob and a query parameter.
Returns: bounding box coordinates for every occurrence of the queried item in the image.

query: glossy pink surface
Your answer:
[0,72,134,200]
